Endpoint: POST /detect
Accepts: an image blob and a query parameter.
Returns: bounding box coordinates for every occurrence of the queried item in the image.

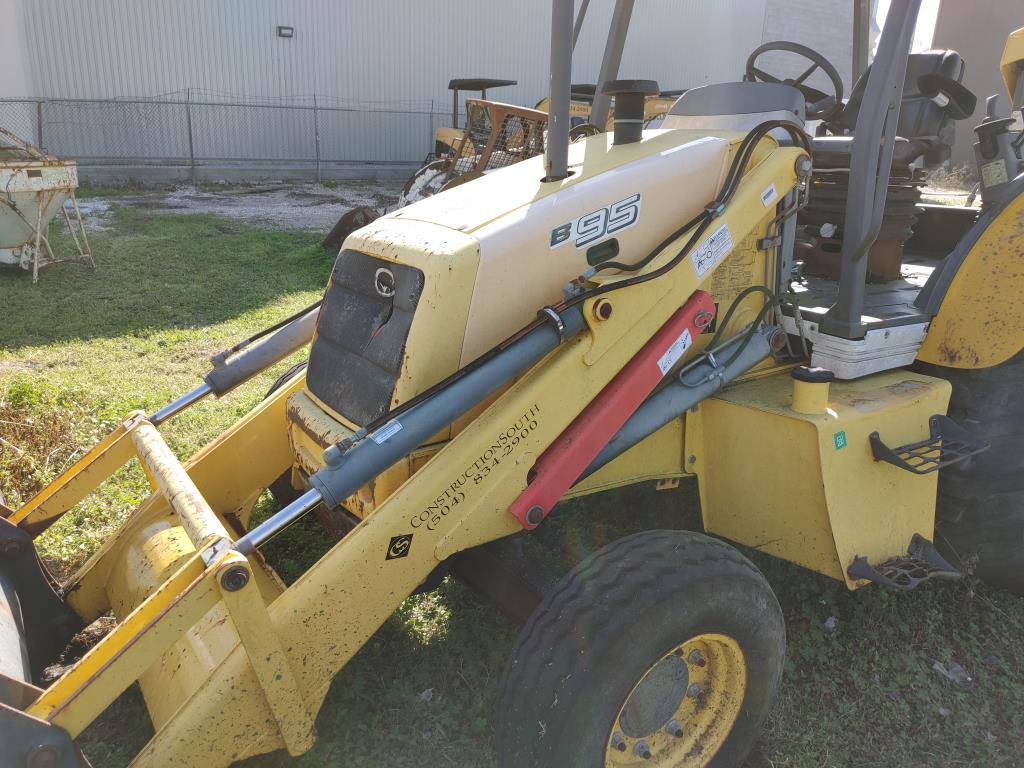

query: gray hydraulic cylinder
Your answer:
[581,325,778,480]
[203,307,319,397]
[235,306,586,553]
[311,307,586,509]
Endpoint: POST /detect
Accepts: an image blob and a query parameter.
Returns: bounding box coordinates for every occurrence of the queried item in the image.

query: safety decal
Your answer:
[760,183,778,207]
[981,159,1009,188]
[833,431,848,450]
[550,193,641,249]
[657,328,693,376]
[691,223,733,277]
[371,419,403,445]
[385,533,413,560]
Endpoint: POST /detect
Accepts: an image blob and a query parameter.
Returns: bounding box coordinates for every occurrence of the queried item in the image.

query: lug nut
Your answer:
[610,731,627,752]
[666,718,685,738]
[687,682,703,699]
[687,649,705,666]
[220,564,250,592]
[634,740,652,759]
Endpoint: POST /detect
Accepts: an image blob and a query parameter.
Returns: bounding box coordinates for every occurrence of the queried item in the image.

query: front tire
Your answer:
[495,530,784,768]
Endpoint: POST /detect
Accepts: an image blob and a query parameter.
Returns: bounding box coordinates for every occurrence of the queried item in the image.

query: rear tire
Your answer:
[919,350,1024,594]
[495,530,784,768]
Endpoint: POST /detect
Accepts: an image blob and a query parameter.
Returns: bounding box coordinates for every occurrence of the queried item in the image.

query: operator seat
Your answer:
[813,50,977,169]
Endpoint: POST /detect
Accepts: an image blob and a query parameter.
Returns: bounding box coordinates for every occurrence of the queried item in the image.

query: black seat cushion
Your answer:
[822,50,974,168]
[834,50,967,138]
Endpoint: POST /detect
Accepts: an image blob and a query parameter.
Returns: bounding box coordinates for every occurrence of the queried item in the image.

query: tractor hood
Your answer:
[387,129,730,236]
[317,128,732,430]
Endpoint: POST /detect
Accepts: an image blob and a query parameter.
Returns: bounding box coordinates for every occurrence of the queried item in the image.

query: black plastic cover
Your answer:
[306,250,425,426]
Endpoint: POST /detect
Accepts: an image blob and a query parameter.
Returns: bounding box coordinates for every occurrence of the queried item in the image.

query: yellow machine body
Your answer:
[689,371,950,587]
[2,101,962,766]
[1000,26,1024,101]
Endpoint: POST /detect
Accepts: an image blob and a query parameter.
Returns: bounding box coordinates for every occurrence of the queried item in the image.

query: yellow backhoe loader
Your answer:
[3,2,1024,767]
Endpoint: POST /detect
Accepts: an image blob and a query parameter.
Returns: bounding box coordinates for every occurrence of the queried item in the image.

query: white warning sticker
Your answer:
[691,223,734,277]
[657,328,693,375]
[371,419,403,445]
[760,183,778,207]
[981,159,1009,188]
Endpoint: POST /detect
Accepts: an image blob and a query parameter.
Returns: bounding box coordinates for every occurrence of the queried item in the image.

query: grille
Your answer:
[306,250,425,427]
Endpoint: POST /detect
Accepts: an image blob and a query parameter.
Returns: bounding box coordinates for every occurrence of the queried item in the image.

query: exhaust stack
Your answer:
[605,79,659,145]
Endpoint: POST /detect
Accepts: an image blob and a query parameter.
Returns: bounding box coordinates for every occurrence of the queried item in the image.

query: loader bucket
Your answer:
[0,380,315,766]
[0,573,30,684]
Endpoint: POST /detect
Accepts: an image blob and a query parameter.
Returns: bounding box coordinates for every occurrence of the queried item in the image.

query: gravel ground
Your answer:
[76,180,404,232]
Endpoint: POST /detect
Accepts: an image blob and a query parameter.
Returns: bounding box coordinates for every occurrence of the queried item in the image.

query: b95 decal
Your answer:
[549,193,641,249]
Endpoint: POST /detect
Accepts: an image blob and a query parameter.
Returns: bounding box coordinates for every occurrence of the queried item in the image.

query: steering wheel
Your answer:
[745,41,844,121]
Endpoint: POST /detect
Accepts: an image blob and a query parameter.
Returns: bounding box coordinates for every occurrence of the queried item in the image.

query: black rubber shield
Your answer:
[305,250,425,426]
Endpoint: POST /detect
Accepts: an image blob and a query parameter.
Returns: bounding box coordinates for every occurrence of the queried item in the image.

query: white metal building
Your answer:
[2,0,857,103]
[0,0,862,178]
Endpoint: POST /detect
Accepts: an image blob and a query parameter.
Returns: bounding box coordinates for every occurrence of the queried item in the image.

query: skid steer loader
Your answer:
[3,1,1023,766]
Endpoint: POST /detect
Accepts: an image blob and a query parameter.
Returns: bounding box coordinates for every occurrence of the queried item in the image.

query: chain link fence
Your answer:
[0,91,457,180]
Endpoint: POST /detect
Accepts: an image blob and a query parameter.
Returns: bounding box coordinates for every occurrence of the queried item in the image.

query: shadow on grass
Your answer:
[0,207,332,350]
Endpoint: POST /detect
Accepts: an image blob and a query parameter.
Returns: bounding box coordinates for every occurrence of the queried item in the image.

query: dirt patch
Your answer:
[76,180,404,232]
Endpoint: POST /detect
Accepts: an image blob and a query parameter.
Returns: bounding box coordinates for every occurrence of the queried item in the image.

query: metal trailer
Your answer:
[0,128,93,283]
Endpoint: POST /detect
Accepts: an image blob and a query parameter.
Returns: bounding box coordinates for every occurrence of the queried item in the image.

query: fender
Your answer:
[915,174,1024,368]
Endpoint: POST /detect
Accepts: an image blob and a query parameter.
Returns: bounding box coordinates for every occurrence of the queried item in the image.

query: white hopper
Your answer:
[0,128,93,283]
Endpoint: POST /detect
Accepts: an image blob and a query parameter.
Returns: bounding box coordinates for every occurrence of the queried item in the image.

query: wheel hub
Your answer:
[605,633,747,766]
[619,654,689,737]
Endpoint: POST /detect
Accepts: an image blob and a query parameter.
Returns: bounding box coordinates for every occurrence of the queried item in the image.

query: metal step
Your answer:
[870,414,989,474]
[848,533,961,590]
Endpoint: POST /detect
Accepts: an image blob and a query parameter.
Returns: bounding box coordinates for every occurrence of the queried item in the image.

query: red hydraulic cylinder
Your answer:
[508,290,715,530]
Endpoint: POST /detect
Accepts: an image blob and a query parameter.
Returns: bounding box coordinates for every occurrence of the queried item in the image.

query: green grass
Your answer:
[1,206,1023,768]
[0,206,329,566]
